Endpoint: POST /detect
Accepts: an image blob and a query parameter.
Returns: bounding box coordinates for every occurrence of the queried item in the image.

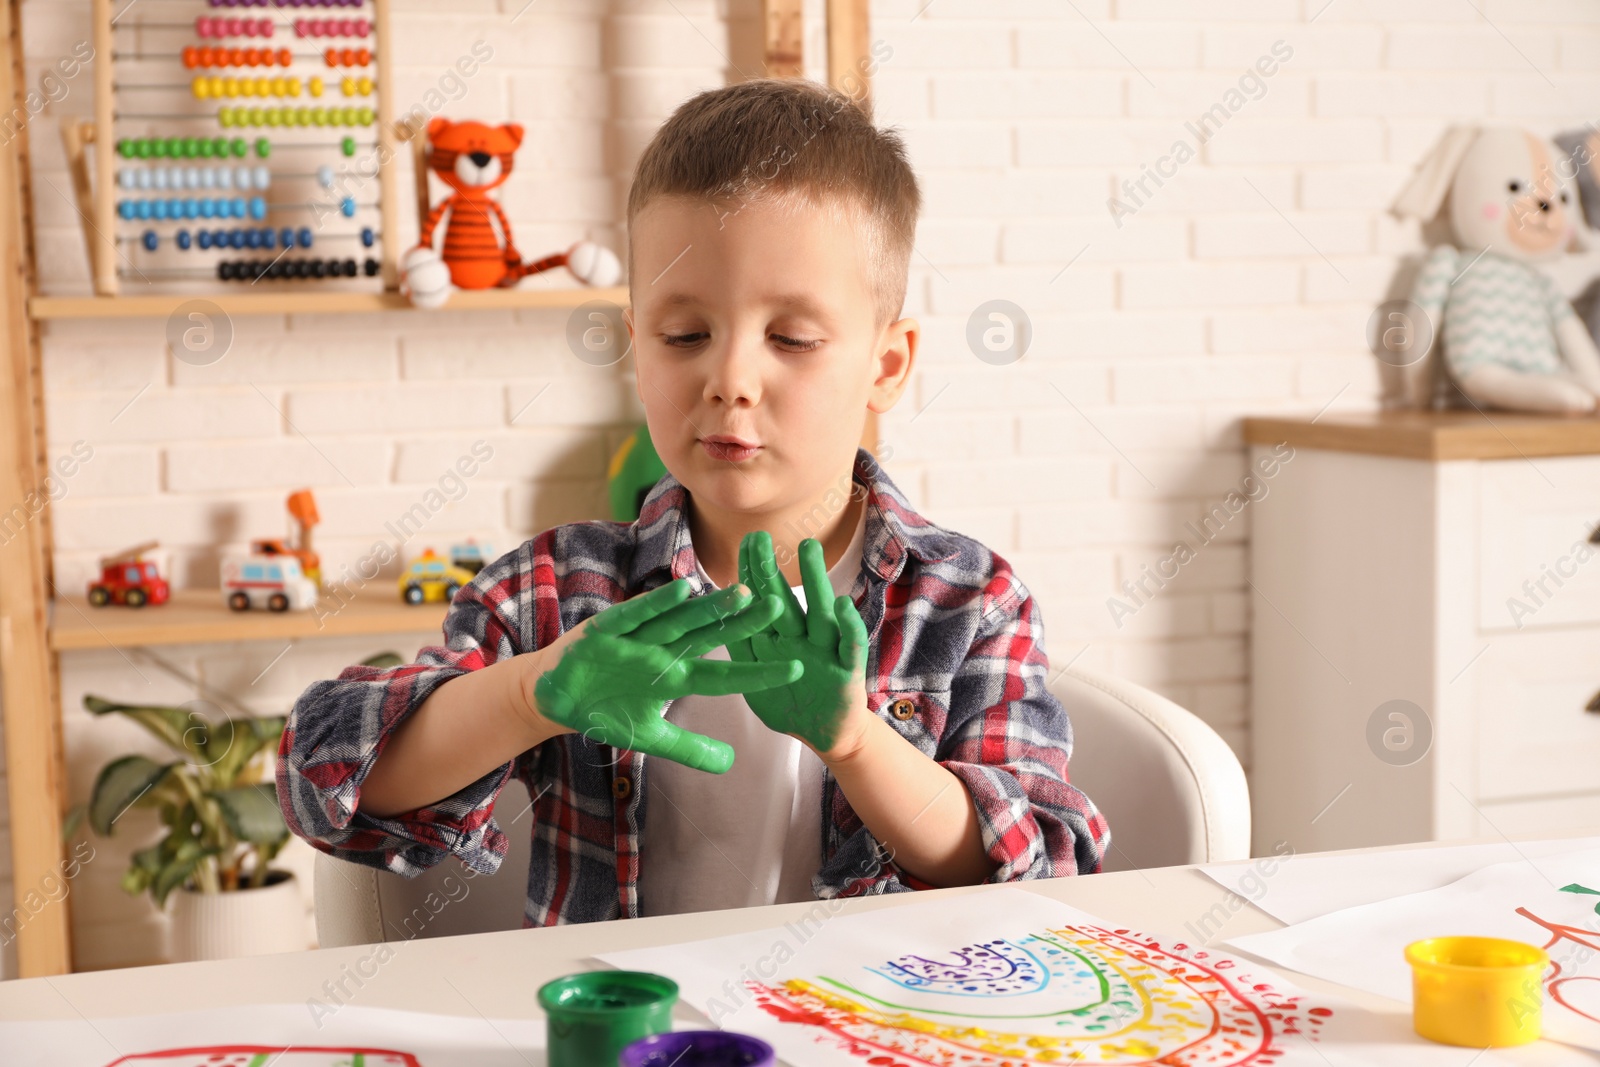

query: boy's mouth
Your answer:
[700,435,762,463]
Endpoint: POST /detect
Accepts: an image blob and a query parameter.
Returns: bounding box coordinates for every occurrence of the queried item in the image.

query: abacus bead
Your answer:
[246,107,263,125]
[116,138,132,158]
[310,259,326,278]
[260,18,274,36]
[152,200,168,220]
[297,226,312,248]
[360,226,373,247]
[356,48,369,65]
[340,196,355,217]
[212,166,229,189]
[343,258,357,276]
[341,135,355,156]
[255,137,270,158]
[260,227,275,249]
[309,75,324,97]
[133,200,149,220]
[188,166,204,188]
[340,76,354,95]
[296,106,310,126]
[278,48,292,65]
[139,230,157,252]
[199,199,215,219]
[117,201,135,220]
[363,257,378,276]
[250,197,267,221]
[255,165,270,189]
[131,168,149,189]
[235,197,250,218]
[233,228,247,248]
[117,168,134,190]
[176,229,192,250]
[357,19,369,36]
[183,46,199,68]
[357,77,371,95]
[216,260,230,280]
[294,18,306,36]
[358,107,373,125]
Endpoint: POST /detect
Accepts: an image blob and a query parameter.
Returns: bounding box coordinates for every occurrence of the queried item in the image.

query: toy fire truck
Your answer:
[86,541,170,608]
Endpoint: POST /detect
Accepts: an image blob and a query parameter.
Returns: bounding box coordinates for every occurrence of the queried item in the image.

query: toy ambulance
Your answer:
[221,552,318,612]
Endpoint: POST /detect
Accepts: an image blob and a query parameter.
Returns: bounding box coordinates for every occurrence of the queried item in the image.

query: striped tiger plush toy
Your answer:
[401,118,620,308]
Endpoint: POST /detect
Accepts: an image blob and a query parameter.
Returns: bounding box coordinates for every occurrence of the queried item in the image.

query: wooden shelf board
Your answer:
[28,285,629,320]
[1243,410,1600,461]
[50,588,447,651]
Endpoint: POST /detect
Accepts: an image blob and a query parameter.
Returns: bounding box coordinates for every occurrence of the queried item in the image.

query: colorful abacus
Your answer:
[88,0,397,295]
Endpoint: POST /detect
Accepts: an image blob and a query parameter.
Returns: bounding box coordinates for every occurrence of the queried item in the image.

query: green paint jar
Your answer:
[538,970,678,1067]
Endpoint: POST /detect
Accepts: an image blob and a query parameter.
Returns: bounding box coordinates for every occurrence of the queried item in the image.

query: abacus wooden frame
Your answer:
[0,0,874,978]
[85,0,400,298]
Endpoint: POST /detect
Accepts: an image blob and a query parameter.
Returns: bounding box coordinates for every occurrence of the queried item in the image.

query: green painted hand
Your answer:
[533,579,802,774]
[728,531,869,755]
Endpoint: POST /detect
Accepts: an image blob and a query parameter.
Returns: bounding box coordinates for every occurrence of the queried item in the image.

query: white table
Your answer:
[2,841,1596,1063]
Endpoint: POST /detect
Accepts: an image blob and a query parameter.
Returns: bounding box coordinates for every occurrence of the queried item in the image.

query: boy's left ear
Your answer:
[867,316,918,415]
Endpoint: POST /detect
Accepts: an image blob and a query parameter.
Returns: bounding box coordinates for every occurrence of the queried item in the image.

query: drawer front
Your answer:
[1476,629,1600,801]
[1479,456,1600,632]
[1472,794,1600,839]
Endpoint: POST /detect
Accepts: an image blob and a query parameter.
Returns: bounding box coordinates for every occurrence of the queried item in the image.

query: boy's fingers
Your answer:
[628,583,753,646]
[725,634,756,664]
[837,594,868,674]
[798,539,838,647]
[683,658,803,696]
[589,579,692,636]
[753,531,806,638]
[666,593,784,658]
[645,722,735,774]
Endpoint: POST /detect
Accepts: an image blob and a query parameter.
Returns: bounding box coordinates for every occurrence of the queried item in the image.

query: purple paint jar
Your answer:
[618,1030,776,1067]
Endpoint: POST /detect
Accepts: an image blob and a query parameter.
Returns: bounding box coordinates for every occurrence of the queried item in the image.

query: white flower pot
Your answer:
[168,871,307,962]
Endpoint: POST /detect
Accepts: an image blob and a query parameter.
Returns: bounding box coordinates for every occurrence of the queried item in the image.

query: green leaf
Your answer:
[361,651,404,669]
[209,782,288,845]
[88,756,175,836]
[202,716,287,786]
[83,695,209,760]
[151,842,212,906]
[61,804,86,843]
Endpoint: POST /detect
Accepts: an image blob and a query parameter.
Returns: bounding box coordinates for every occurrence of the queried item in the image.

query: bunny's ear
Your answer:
[1393,125,1480,222]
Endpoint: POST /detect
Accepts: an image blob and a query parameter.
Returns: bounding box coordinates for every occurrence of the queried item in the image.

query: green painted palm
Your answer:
[535,578,803,774]
[728,532,868,753]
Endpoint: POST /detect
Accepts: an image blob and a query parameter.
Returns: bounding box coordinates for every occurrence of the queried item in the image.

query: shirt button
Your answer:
[890,698,916,721]
[612,776,631,800]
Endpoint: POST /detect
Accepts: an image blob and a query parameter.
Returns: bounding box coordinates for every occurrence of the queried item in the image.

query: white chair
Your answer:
[313,778,534,948]
[1050,665,1251,871]
[314,669,1250,945]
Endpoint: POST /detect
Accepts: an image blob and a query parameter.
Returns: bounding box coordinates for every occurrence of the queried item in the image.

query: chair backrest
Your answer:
[314,670,1251,945]
[313,778,533,948]
[1049,665,1251,871]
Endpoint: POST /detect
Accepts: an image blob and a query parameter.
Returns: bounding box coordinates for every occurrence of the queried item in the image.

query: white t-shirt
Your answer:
[636,508,867,917]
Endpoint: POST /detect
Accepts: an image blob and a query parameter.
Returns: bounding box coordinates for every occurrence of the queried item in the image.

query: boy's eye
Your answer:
[771,333,821,352]
[662,332,708,348]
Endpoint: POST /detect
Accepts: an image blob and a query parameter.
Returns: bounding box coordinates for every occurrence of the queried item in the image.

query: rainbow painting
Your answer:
[745,923,1330,1066]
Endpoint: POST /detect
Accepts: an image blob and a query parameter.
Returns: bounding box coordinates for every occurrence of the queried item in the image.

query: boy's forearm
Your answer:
[357,649,569,818]
[822,712,995,888]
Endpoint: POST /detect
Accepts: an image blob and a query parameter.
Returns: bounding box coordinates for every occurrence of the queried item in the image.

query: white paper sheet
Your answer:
[1201,837,1600,925]
[1227,847,1600,1052]
[0,1003,546,1067]
[598,886,1585,1066]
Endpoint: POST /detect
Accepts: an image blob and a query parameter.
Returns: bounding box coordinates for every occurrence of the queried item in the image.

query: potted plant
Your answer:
[73,653,400,962]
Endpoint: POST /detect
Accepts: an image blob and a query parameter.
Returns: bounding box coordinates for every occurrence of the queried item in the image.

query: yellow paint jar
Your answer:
[1405,937,1548,1047]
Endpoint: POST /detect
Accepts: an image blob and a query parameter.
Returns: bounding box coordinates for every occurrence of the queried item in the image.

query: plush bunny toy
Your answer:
[1393,126,1600,413]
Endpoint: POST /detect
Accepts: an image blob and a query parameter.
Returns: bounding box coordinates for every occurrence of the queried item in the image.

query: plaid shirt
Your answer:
[278,448,1108,926]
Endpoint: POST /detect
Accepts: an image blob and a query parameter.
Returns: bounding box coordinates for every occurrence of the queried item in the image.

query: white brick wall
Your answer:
[5,0,1600,976]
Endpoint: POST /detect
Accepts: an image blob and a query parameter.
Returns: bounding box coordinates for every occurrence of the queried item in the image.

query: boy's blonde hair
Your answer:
[627,78,921,327]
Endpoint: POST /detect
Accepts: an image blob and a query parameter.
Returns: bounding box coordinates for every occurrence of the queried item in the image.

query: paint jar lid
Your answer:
[619,1030,776,1067]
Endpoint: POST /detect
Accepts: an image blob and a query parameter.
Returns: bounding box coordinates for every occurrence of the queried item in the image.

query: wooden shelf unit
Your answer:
[0,0,875,979]
[29,285,629,321]
[51,590,447,652]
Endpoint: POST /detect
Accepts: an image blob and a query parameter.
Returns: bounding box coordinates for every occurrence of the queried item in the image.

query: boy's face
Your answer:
[625,193,914,519]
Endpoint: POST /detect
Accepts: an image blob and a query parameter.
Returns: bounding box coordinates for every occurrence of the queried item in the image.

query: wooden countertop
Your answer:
[1242,409,1600,461]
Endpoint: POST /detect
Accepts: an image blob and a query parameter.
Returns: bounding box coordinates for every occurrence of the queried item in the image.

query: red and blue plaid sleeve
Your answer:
[940,570,1109,880]
[275,548,531,878]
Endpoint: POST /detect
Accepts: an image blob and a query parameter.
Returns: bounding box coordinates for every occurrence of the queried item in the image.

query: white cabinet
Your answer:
[1244,412,1600,855]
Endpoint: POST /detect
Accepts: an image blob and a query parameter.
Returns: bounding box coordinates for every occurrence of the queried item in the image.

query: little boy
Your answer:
[278,78,1107,926]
